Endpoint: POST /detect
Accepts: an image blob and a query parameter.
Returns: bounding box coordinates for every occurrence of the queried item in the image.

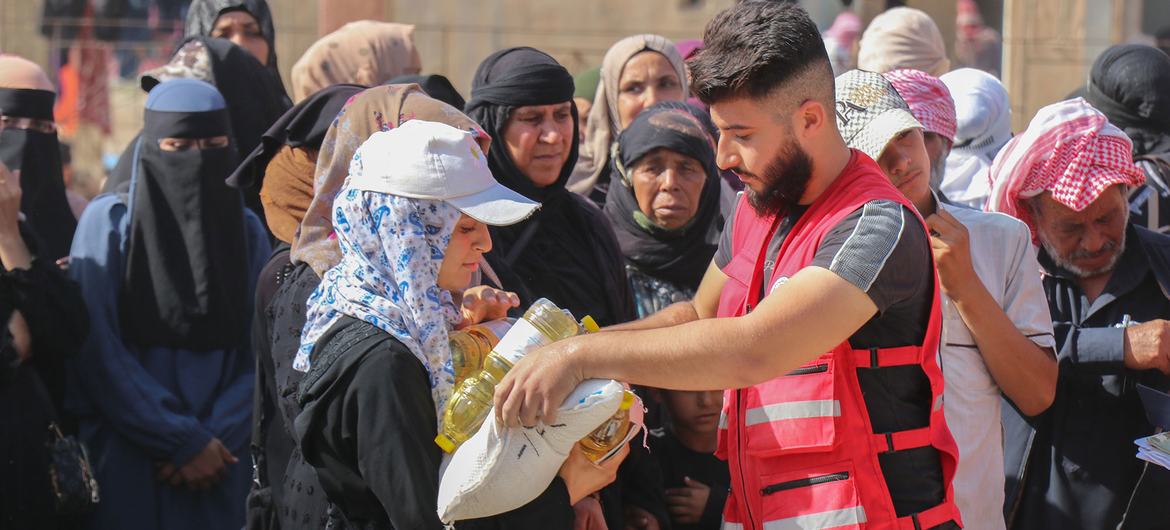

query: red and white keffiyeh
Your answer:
[986,98,1144,233]
[883,68,957,142]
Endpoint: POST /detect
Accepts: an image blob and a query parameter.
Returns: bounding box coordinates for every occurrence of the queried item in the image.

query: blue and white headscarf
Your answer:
[295,169,463,417]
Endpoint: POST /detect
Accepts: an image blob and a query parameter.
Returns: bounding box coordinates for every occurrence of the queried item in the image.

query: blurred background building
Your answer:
[1,0,1167,200]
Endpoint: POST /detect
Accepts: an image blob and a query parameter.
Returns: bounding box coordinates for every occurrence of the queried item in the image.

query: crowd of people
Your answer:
[2,0,1170,529]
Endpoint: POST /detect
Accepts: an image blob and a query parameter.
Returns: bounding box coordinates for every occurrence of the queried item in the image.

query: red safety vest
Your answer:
[715,152,961,530]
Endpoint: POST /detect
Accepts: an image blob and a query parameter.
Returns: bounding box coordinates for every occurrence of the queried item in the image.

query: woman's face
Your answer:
[617,51,684,129]
[630,148,706,230]
[502,102,574,188]
[438,214,492,291]
[212,11,270,66]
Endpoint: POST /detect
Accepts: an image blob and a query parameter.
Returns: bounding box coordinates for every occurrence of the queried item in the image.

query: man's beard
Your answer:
[742,139,814,217]
[1039,229,1127,279]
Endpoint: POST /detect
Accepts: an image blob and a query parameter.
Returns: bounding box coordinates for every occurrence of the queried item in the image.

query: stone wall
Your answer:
[284,0,738,94]
[1000,0,1168,131]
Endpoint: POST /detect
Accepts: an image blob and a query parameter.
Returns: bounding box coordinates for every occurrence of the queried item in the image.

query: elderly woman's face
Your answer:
[212,10,269,65]
[630,148,706,230]
[502,102,574,188]
[438,215,492,291]
[617,51,684,129]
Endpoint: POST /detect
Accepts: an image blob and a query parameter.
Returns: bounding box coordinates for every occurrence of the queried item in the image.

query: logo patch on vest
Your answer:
[769,277,790,294]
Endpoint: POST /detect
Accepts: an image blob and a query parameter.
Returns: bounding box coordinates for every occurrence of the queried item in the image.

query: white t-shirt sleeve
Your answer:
[1001,218,1057,349]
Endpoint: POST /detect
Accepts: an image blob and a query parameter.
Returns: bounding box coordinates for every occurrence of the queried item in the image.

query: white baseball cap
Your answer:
[349,120,540,226]
[834,69,923,161]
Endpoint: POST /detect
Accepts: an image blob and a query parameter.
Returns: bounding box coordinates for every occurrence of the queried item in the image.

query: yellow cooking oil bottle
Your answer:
[449,319,514,385]
[435,299,597,452]
[579,390,637,462]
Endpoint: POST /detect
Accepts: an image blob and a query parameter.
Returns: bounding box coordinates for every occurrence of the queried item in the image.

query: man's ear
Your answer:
[794,99,828,141]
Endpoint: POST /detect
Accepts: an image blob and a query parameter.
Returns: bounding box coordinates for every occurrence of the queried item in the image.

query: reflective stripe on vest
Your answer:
[744,400,841,426]
[722,507,867,530]
[763,506,867,530]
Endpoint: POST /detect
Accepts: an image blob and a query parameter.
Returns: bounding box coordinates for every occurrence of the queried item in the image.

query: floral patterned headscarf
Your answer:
[295,176,463,417]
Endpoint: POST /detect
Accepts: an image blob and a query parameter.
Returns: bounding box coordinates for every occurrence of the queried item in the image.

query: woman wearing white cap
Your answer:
[292,120,624,529]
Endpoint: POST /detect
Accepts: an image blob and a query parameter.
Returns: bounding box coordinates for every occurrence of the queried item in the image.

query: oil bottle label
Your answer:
[479,319,514,342]
[493,318,553,365]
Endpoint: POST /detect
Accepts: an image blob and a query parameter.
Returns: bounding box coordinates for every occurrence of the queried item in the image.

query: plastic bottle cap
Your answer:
[434,434,456,453]
[619,390,635,410]
[581,315,600,333]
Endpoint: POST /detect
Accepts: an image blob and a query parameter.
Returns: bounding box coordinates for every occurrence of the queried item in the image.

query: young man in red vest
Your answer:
[494,3,961,529]
[838,69,1058,530]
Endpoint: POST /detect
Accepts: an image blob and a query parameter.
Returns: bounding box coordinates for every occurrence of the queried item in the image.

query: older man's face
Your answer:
[1031,185,1129,279]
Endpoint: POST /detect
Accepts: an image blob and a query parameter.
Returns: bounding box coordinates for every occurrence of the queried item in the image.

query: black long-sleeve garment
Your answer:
[1003,224,1170,530]
[0,222,89,530]
[294,316,575,529]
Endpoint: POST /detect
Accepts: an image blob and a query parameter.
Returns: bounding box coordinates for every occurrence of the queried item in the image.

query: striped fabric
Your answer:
[986,98,1145,233]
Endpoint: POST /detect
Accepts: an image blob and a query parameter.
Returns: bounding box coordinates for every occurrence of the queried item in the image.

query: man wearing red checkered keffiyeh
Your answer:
[987,98,1144,248]
[990,97,1170,530]
[884,69,957,195]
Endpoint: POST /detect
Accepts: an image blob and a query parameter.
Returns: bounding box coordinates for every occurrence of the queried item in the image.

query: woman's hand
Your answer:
[9,311,30,363]
[0,163,20,237]
[558,443,629,505]
[572,494,608,530]
[457,285,520,328]
[0,163,30,271]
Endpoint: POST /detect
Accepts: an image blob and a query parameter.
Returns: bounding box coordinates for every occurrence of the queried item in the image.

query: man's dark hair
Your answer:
[689,1,834,107]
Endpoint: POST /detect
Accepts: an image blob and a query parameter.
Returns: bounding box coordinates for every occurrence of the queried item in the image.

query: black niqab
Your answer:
[108,37,291,229]
[1087,44,1170,157]
[0,88,76,261]
[465,47,634,326]
[603,102,722,289]
[118,79,250,351]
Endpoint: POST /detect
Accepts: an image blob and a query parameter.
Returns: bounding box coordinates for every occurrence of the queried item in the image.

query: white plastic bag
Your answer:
[436,379,631,522]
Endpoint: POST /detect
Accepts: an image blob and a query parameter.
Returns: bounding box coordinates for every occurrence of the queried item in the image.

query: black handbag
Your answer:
[46,421,100,516]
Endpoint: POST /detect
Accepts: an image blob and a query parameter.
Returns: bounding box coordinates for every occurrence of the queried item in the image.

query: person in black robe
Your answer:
[465,46,663,530]
[0,61,88,530]
[464,46,635,328]
[0,158,89,530]
[228,83,364,530]
[104,36,290,230]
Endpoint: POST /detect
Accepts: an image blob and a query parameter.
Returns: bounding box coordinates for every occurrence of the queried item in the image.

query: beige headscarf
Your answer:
[290,21,421,102]
[568,34,687,197]
[0,55,54,91]
[857,7,951,77]
[290,84,490,276]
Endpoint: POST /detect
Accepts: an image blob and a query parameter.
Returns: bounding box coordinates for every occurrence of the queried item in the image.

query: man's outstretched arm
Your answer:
[495,266,877,427]
[605,261,729,332]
